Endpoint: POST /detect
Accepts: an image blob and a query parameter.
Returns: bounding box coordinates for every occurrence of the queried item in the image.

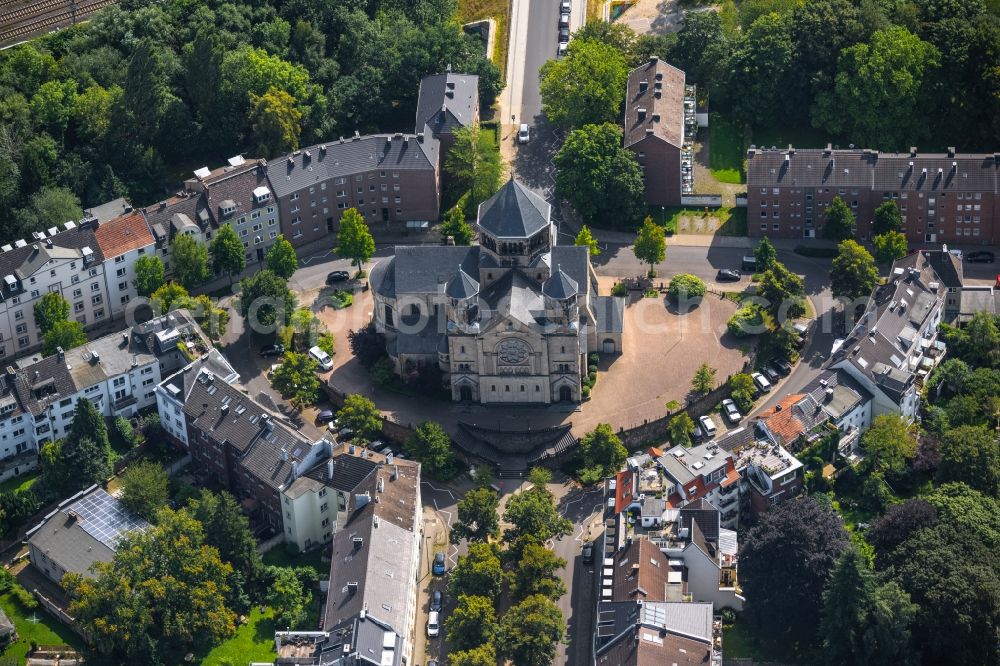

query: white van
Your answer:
[427,611,440,637]
[308,346,334,371]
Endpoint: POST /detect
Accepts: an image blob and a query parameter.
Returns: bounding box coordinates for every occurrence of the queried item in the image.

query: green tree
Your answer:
[134,255,166,297]
[574,225,600,256]
[814,26,939,148]
[449,644,497,666]
[249,87,303,156]
[238,269,296,328]
[758,261,806,321]
[754,236,777,273]
[823,196,856,241]
[502,482,572,556]
[33,291,70,335]
[668,273,706,304]
[510,542,567,601]
[336,394,382,444]
[451,487,500,543]
[170,233,211,289]
[729,373,757,413]
[727,304,765,338]
[831,239,878,300]
[860,414,916,474]
[578,424,627,482]
[445,125,501,211]
[119,461,170,523]
[937,425,1000,496]
[30,79,77,139]
[445,594,499,652]
[403,421,456,480]
[271,352,320,407]
[873,231,908,265]
[439,205,474,246]
[553,123,645,228]
[449,542,503,598]
[728,11,794,126]
[873,201,903,236]
[691,362,717,395]
[335,208,375,276]
[265,235,298,279]
[668,11,729,90]
[669,412,695,447]
[498,594,566,666]
[633,216,666,277]
[64,509,236,662]
[150,282,189,314]
[539,39,629,128]
[16,187,83,237]
[42,320,87,357]
[820,547,918,665]
[185,489,263,583]
[184,30,224,123]
[266,565,310,629]
[210,224,247,283]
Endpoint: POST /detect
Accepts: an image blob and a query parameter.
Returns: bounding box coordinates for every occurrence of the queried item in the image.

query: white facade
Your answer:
[103,246,154,318]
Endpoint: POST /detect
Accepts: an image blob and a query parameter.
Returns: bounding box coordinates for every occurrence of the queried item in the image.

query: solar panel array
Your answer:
[68,489,148,549]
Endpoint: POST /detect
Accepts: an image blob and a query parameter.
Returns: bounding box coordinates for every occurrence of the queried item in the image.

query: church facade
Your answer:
[369,179,624,404]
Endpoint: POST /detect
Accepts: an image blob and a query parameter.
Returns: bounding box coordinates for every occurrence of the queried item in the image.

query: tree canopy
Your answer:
[578,424,627,483]
[831,239,879,300]
[449,542,503,599]
[758,261,806,321]
[822,196,856,241]
[171,233,211,289]
[210,223,247,282]
[335,208,375,274]
[873,231,907,265]
[754,236,777,273]
[574,225,600,256]
[498,594,566,666]
[439,205,474,246]
[403,421,457,480]
[270,351,320,407]
[336,393,382,444]
[444,124,501,214]
[119,461,170,522]
[539,38,629,128]
[238,268,295,329]
[134,255,166,297]
[633,216,666,275]
[265,234,298,279]
[451,487,500,543]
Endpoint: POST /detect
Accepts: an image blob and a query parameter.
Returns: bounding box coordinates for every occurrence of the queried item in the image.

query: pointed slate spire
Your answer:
[445,264,479,299]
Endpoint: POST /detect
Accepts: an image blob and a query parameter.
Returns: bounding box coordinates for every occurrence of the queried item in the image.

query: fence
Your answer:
[32,589,88,641]
[256,532,286,555]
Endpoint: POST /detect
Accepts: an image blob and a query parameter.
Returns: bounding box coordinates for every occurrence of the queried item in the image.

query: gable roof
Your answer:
[445,266,480,299]
[477,179,550,239]
[624,57,685,149]
[542,266,578,300]
[94,210,154,259]
[199,160,272,224]
[414,72,479,136]
[0,223,103,294]
[611,538,674,602]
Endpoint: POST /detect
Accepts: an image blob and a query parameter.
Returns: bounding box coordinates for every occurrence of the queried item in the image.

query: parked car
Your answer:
[771,358,793,376]
[259,343,285,357]
[427,611,440,637]
[430,590,443,612]
[517,123,530,144]
[337,427,355,440]
[308,345,334,371]
[716,269,741,282]
[326,270,350,283]
[327,419,341,432]
[560,0,571,10]
[582,542,594,565]
[691,423,705,442]
[557,42,567,57]
[721,398,742,423]
[558,26,570,42]
[967,251,995,263]
[741,256,757,271]
[762,365,780,383]
[432,551,446,576]
[559,12,569,26]
[317,409,335,423]
[752,372,772,393]
[698,415,717,438]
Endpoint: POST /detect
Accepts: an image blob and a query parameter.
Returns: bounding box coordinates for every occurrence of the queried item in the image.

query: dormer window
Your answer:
[220,200,237,217]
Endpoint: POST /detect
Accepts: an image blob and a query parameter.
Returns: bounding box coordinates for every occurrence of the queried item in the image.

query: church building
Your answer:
[369,178,624,404]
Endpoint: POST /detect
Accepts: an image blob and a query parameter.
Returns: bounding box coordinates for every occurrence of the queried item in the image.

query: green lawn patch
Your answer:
[0,472,38,496]
[722,617,797,661]
[200,606,277,666]
[647,206,682,234]
[0,590,83,663]
[708,112,744,184]
[262,547,328,579]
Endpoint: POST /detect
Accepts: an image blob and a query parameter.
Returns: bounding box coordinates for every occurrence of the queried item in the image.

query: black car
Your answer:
[716,269,741,282]
[326,270,350,283]
[762,365,780,383]
[259,343,285,357]
[430,590,443,612]
[771,358,792,376]
[582,542,594,565]
[967,251,995,264]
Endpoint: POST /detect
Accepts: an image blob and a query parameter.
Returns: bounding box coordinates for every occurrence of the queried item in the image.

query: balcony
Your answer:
[113,393,138,411]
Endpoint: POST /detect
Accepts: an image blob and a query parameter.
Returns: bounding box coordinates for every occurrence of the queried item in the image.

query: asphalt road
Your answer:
[518,0,560,126]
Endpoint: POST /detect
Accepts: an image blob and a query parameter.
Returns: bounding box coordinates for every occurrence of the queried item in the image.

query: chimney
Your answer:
[352,536,363,550]
[386,452,393,465]
[56,346,64,361]
[391,464,398,481]
[327,457,334,479]
[280,447,288,461]
[649,56,658,65]
[291,461,299,479]
[947,147,956,158]
[347,581,358,595]
[910,146,918,157]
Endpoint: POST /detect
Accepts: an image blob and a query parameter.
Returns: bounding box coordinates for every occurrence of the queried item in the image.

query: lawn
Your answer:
[457,0,510,80]
[587,0,604,21]
[708,113,744,184]
[200,606,278,666]
[722,617,797,662]
[0,591,83,664]
[0,472,38,496]
[648,206,746,237]
[262,547,328,579]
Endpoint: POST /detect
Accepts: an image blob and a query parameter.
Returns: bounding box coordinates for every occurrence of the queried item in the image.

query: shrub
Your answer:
[588,371,597,383]
[588,364,598,374]
[582,385,591,398]
[370,357,396,386]
[611,282,627,297]
[727,304,765,337]
[11,583,37,610]
[589,353,600,364]
[720,608,737,625]
[330,290,353,309]
[668,273,706,304]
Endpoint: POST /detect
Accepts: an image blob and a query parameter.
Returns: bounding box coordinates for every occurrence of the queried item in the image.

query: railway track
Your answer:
[0,0,116,46]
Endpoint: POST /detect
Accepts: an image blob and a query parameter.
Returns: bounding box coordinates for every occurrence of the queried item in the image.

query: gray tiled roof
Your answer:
[266,135,438,200]
[84,197,130,223]
[593,296,624,334]
[387,246,479,295]
[624,57,685,149]
[479,270,546,329]
[921,250,963,288]
[747,148,875,189]
[303,453,379,493]
[477,179,550,239]
[0,224,103,296]
[414,72,479,136]
[142,192,211,241]
[873,154,996,192]
[542,267,578,300]
[201,161,272,225]
[802,369,872,421]
[445,266,480,299]
[550,246,590,296]
[184,373,271,454]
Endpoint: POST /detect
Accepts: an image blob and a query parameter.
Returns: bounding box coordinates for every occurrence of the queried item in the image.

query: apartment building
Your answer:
[624,57,686,206]
[143,189,211,277]
[267,134,440,248]
[0,220,108,360]
[715,427,805,521]
[747,145,1000,244]
[94,210,156,318]
[155,348,239,448]
[0,311,202,482]
[415,71,480,164]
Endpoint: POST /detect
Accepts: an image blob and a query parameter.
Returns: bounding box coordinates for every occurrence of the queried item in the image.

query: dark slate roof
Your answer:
[184,373,271,453]
[445,266,480,299]
[10,356,76,416]
[386,246,479,295]
[921,250,963,288]
[593,295,625,334]
[240,424,314,491]
[414,72,479,136]
[479,270,545,329]
[746,148,875,189]
[266,135,438,200]
[542,266,578,300]
[303,453,379,493]
[872,154,997,192]
[550,245,590,296]
[201,160,272,225]
[0,223,103,294]
[624,57,685,149]
[477,179,550,239]
[142,191,211,241]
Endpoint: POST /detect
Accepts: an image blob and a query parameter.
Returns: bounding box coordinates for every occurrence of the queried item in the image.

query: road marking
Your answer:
[421,481,457,501]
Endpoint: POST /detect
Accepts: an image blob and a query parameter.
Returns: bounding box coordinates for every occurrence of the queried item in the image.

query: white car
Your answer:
[559,12,570,26]
[721,398,742,423]
[698,415,717,438]
[557,42,567,57]
[308,346,334,371]
[427,611,440,637]
[752,372,772,393]
[517,123,530,144]
[560,0,570,11]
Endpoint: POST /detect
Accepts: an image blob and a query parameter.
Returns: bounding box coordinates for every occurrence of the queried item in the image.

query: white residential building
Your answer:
[154,349,239,447]
[94,210,156,318]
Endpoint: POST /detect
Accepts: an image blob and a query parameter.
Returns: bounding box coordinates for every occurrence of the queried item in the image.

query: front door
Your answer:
[459,386,473,402]
[602,339,615,354]
[559,385,572,402]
